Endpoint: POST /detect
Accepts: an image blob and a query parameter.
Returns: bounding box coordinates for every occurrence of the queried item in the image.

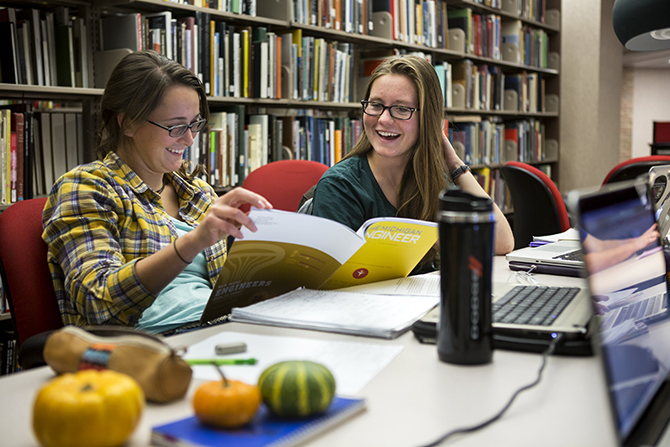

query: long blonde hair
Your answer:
[345,55,448,223]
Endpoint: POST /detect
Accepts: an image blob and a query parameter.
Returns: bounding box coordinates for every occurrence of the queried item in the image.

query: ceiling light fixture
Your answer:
[613,0,670,51]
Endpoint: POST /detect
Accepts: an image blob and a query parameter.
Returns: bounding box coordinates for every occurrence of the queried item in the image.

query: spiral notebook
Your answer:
[151,396,366,447]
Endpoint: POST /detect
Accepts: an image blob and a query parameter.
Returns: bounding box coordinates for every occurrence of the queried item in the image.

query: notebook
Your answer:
[568,176,670,447]
[150,396,366,447]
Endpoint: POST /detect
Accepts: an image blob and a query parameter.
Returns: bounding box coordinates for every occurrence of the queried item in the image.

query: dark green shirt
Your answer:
[312,155,397,231]
[313,155,437,275]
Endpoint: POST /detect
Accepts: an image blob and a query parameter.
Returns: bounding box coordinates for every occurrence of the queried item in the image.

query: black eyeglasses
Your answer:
[361,100,419,120]
[146,118,208,137]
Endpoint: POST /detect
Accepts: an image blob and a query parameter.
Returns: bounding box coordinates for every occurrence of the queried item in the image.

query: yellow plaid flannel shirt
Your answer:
[42,152,227,327]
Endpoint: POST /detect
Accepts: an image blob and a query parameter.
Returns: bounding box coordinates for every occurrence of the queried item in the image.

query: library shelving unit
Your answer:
[0,0,561,371]
[0,0,561,213]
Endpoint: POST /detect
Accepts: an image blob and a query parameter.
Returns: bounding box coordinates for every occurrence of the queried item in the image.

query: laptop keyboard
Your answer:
[493,285,581,326]
[602,293,667,329]
[552,249,583,262]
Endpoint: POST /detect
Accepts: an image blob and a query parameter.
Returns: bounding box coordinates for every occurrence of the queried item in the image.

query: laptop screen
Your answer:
[649,165,670,247]
[572,178,670,444]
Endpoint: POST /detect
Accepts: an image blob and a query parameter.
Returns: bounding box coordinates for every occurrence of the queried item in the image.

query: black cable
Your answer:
[418,334,565,447]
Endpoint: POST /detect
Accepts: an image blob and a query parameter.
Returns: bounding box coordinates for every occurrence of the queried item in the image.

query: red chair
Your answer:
[602,156,670,185]
[500,162,570,250]
[0,198,63,356]
[242,160,329,212]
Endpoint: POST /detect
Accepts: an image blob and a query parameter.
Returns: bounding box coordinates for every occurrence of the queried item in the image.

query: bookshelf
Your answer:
[0,0,562,371]
[0,0,561,212]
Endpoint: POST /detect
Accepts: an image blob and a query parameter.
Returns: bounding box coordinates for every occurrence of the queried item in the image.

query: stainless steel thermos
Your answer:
[437,189,495,365]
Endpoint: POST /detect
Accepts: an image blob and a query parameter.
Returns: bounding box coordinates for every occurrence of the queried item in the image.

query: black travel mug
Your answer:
[437,189,495,365]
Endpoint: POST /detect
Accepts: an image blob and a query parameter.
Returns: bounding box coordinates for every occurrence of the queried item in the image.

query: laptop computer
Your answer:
[567,177,670,447]
[648,164,670,247]
[505,165,670,279]
[411,276,594,355]
[414,176,670,357]
[505,238,584,277]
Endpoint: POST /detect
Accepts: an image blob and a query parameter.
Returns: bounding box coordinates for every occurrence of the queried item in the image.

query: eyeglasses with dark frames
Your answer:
[146,118,208,137]
[361,100,419,120]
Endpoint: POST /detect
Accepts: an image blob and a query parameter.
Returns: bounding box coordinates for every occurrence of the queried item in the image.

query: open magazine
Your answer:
[200,209,438,321]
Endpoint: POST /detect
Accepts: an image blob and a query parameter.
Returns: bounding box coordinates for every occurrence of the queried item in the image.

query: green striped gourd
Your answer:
[258,360,336,418]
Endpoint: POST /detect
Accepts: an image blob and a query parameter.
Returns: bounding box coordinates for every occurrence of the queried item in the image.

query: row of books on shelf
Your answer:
[449,9,550,67]
[292,0,375,35]
[472,166,508,211]
[360,51,551,114]
[505,0,548,24]
[0,104,551,203]
[501,19,550,67]
[1,4,358,103]
[368,0,551,52]
[469,0,549,24]
[433,58,548,112]
[0,281,18,375]
[0,330,18,375]
[0,103,85,203]
[195,0,258,15]
[100,11,355,102]
[189,108,362,188]
[470,162,556,214]
[0,280,5,314]
[284,31,355,102]
[0,5,90,87]
[505,118,550,163]
[446,116,553,167]
[0,102,363,199]
[449,8,503,58]
[157,0,259,14]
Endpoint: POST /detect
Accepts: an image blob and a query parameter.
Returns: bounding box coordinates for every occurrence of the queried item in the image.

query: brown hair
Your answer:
[97,50,209,180]
[345,55,448,223]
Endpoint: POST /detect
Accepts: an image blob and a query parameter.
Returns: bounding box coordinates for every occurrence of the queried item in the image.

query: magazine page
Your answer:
[321,217,439,290]
[203,209,366,320]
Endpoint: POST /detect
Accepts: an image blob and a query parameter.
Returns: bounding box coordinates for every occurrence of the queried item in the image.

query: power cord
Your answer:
[418,333,565,447]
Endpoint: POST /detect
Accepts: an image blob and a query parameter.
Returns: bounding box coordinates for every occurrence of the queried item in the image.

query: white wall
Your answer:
[631,69,670,157]
[560,0,622,192]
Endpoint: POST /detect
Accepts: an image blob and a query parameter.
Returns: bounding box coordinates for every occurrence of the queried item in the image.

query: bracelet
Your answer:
[450,165,471,182]
[173,238,191,264]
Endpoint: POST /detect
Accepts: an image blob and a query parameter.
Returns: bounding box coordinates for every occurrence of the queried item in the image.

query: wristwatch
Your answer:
[450,165,471,182]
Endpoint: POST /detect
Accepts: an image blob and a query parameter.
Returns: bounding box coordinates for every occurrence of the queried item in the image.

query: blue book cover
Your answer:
[151,396,366,447]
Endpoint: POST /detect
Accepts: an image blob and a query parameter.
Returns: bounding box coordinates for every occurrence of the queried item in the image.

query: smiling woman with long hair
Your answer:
[42,50,272,333]
[311,55,514,270]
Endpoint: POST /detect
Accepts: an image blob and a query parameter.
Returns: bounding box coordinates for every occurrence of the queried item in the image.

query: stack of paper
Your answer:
[230,288,439,339]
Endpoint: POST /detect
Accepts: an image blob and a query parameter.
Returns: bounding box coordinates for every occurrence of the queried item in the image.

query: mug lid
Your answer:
[439,188,493,212]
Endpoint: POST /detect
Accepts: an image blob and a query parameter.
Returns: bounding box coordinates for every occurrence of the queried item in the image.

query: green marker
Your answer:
[186,358,257,366]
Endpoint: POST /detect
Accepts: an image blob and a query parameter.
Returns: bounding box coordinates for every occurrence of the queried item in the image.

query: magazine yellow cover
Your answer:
[202,209,438,320]
[321,217,438,289]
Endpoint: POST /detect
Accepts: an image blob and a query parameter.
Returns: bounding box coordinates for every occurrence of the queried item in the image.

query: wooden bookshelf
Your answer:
[0,0,561,211]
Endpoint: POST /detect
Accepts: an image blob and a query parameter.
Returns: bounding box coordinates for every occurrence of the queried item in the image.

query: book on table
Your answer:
[151,396,366,447]
[199,209,438,323]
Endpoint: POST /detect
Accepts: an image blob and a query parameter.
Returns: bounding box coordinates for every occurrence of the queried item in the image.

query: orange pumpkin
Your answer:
[192,379,261,428]
[33,370,144,447]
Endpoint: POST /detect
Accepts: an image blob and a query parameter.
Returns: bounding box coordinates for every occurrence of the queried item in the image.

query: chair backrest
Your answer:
[500,161,570,250]
[0,198,62,346]
[602,156,670,185]
[242,160,330,212]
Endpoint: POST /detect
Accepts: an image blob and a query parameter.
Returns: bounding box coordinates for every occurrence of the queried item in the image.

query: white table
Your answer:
[0,257,620,447]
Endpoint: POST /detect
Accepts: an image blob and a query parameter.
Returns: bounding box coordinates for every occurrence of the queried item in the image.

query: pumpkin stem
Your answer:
[81,383,93,392]
[212,362,230,387]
